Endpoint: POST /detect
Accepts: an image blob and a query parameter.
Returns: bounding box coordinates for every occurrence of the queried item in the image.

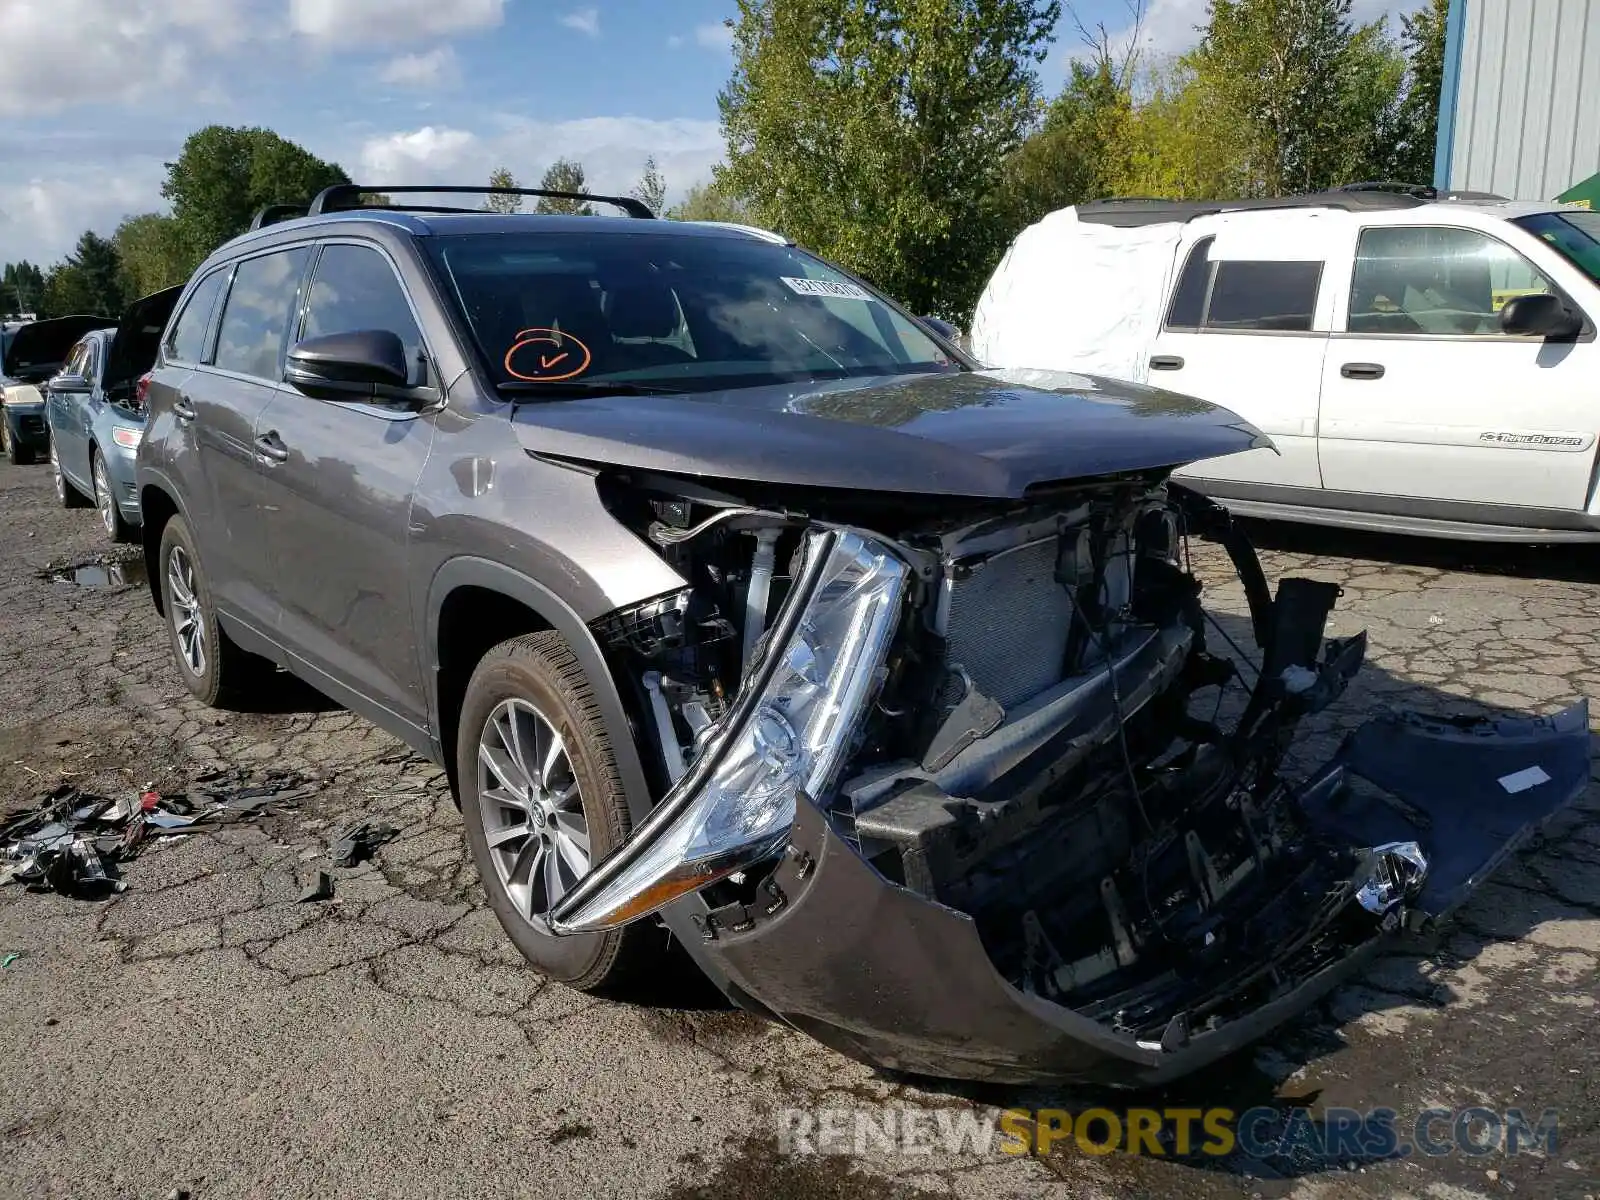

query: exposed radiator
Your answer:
[941,537,1075,711]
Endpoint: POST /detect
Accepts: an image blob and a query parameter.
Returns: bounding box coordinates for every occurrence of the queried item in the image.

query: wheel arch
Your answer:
[137,476,184,615]
[426,556,654,824]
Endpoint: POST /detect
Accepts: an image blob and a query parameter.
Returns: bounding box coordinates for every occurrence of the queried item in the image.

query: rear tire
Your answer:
[50,441,90,508]
[158,515,264,707]
[457,631,666,993]
[92,449,135,543]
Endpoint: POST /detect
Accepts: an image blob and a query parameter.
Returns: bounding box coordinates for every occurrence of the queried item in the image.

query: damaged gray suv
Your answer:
[137,184,1589,1086]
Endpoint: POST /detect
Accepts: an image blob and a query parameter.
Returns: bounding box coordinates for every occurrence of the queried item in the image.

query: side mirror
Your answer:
[50,373,91,394]
[918,315,961,342]
[286,330,410,392]
[1499,292,1583,339]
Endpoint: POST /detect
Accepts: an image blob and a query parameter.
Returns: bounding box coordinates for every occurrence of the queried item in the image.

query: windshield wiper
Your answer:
[496,379,685,399]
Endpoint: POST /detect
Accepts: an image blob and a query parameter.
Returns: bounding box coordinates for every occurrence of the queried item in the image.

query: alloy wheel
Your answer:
[167,545,207,677]
[93,455,115,537]
[476,697,590,928]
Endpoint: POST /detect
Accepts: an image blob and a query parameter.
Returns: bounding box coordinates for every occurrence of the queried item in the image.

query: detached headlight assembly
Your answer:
[550,528,908,934]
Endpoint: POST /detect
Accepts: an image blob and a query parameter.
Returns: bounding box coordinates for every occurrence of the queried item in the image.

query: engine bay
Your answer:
[592,470,1433,1046]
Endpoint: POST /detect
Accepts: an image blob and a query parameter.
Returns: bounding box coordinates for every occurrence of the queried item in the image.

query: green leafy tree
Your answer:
[535,159,594,214]
[484,167,523,213]
[1114,62,1254,198]
[1,261,45,316]
[1387,0,1450,184]
[665,178,751,223]
[1001,56,1132,231]
[1187,0,1403,196]
[39,232,126,319]
[632,156,667,216]
[113,213,189,298]
[718,0,1061,320]
[162,125,351,270]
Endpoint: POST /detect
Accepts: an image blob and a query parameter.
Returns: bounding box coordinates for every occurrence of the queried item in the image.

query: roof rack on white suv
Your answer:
[1078,182,1510,228]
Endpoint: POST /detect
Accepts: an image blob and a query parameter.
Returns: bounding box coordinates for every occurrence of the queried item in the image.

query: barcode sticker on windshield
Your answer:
[781,276,875,301]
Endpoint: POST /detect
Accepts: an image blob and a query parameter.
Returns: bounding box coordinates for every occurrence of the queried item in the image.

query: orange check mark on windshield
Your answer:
[540,352,569,370]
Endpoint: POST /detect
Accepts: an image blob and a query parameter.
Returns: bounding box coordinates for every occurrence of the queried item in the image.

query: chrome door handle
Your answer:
[172,395,197,422]
[254,431,289,464]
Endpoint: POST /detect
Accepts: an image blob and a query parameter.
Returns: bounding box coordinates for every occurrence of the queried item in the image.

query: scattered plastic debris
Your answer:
[0,953,21,968]
[0,770,315,899]
[329,819,400,868]
[298,870,334,903]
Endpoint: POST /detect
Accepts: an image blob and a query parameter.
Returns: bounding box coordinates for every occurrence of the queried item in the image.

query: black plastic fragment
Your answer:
[329,820,400,867]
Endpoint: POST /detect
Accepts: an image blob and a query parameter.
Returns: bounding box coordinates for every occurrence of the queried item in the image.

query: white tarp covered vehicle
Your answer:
[970,191,1600,543]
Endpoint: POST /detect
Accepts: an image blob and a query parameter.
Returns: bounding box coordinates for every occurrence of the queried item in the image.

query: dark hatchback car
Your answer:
[136,185,1588,1086]
[2,314,113,464]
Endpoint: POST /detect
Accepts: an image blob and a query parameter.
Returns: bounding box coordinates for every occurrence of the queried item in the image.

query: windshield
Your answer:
[425,230,958,393]
[1515,211,1600,286]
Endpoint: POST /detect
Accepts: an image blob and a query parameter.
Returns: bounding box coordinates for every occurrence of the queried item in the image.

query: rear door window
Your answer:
[164,269,228,364]
[1165,236,1215,328]
[1348,226,1558,336]
[213,248,312,379]
[300,244,428,387]
[1204,261,1323,332]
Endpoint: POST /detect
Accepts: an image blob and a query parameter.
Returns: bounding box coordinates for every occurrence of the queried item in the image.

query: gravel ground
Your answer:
[0,457,1595,1200]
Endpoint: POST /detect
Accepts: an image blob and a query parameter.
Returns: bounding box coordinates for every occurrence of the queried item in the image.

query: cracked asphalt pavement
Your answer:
[1,458,1597,1200]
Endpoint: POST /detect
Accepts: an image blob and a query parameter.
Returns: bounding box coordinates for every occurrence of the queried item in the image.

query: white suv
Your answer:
[972,190,1600,543]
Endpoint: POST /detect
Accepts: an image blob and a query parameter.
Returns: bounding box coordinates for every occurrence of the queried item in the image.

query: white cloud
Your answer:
[0,160,170,267]
[290,0,504,46]
[357,115,723,207]
[560,7,600,37]
[0,0,250,116]
[694,21,734,51]
[378,46,458,88]
[359,126,481,177]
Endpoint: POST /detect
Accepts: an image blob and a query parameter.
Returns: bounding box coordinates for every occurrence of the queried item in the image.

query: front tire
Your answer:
[158,516,262,707]
[92,449,135,542]
[457,631,665,992]
[2,420,31,466]
[50,441,89,508]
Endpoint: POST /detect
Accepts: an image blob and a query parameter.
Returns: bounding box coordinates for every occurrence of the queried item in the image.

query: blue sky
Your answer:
[0,0,1418,268]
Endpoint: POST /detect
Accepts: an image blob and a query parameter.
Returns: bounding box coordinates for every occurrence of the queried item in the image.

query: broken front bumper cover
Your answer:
[548,506,1593,1083]
[674,700,1590,1087]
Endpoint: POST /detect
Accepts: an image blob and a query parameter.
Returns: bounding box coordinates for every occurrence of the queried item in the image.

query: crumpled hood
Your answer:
[510,368,1269,498]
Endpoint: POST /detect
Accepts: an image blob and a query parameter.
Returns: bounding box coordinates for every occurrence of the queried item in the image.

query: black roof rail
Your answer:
[1077,189,1434,227]
[307,184,655,220]
[1334,180,1437,198]
[248,203,311,231]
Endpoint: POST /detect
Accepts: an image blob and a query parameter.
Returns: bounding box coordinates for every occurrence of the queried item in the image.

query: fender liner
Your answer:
[424,555,657,827]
